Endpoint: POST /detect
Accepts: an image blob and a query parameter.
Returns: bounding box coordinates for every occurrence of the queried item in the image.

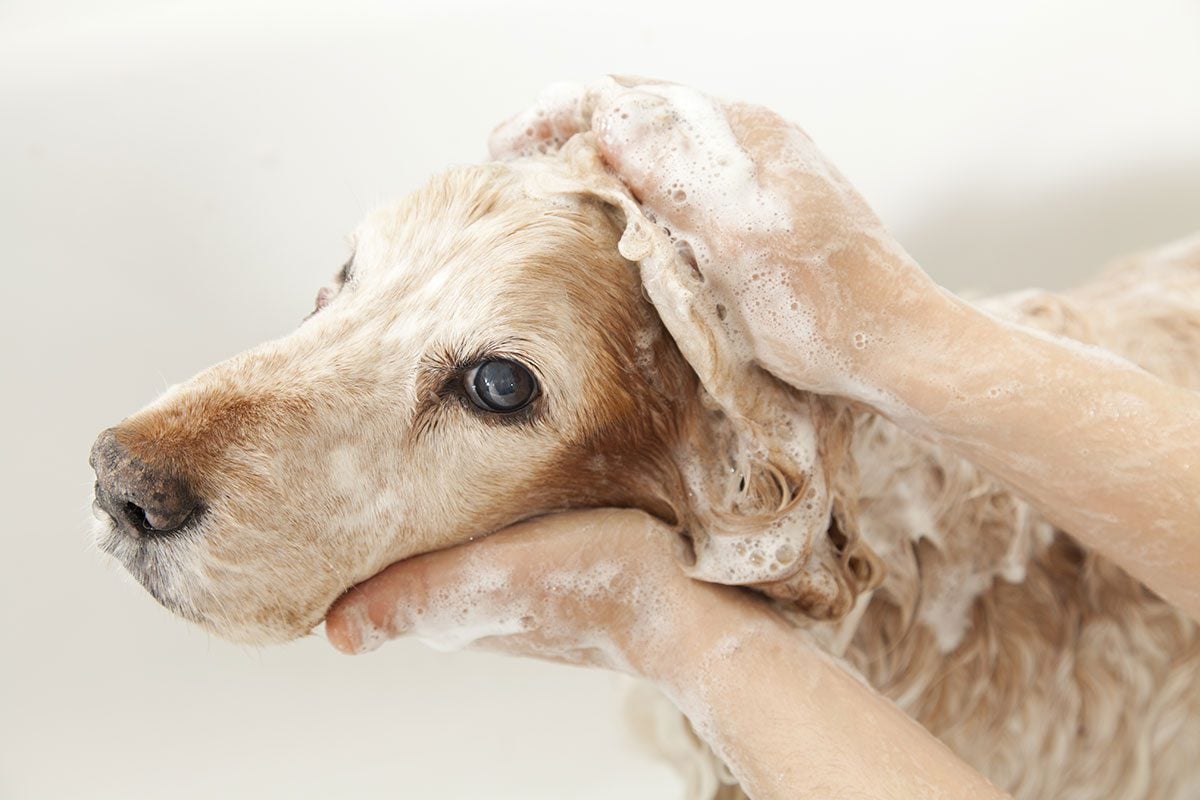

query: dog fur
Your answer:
[92,140,1200,798]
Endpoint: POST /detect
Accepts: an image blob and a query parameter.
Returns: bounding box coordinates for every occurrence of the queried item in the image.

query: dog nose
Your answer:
[90,428,201,536]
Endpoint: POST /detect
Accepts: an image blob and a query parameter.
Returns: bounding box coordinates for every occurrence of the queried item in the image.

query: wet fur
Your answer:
[93,151,1200,798]
[661,239,1200,800]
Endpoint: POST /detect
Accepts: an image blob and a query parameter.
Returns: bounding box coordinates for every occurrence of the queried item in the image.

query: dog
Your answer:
[90,133,1200,798]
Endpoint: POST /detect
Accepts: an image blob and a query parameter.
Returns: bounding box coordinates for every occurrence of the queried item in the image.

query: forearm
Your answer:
[873,285,1200,619]
[642,598,1010,799]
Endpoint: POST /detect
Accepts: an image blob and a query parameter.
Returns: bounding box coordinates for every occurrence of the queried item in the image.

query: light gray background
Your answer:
[2,1,1198,798]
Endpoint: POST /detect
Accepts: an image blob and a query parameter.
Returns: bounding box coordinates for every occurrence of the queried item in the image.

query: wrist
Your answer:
[846,276,975,418]
[632,584,782,686]
[864,284,1013,424]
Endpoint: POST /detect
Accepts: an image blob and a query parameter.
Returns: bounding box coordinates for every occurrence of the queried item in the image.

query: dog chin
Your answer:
[91,515,338,646]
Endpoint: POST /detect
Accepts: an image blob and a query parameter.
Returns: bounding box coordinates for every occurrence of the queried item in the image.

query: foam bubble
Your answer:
[513,89,896,594]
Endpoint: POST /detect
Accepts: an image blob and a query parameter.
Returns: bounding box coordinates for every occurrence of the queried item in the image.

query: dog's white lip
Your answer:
[91,498,110,524]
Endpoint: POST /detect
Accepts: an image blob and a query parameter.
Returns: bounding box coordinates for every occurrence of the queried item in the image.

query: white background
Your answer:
[1,1,1198,797]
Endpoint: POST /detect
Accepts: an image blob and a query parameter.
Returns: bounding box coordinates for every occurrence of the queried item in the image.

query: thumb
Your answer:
[324,536,531,655]
[324,556,437,654]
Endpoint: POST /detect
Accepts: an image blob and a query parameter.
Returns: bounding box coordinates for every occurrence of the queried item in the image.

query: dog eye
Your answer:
[463,359,537,413]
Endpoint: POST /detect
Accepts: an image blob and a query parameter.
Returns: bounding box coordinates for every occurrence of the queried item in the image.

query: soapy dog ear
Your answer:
[774,397,883,619]
[543,134,882,620]
[669,374,883,620]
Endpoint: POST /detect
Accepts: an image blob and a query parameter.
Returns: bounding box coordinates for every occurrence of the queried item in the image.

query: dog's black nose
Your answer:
[90,428,200,537]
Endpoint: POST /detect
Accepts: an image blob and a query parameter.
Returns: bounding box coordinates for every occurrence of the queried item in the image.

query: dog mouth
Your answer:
[93,507,204,624]
[93,501,385,644]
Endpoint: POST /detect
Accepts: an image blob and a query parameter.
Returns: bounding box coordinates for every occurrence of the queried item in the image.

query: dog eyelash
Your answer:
[412,343,547,432]
[426,341,544,381]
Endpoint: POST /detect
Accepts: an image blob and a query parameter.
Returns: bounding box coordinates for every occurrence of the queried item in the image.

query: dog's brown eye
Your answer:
[464,359,537,413]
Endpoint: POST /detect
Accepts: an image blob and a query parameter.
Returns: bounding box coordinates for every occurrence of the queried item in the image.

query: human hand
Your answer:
[325,506,1012,800]
[325,508,763,681]
[490,77,945,411]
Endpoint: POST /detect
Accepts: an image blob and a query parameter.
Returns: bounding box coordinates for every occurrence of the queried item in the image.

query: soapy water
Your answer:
[497,81,877,613]
[341,565,532,654]
[496,82,1055,652]
[405,78,1200,658]
[493,82,1016,638]
[613,187,845,600]
[337,81,1200,800]
[411,564,535,652]
[342,514,696,677]
[520,81,1200,619]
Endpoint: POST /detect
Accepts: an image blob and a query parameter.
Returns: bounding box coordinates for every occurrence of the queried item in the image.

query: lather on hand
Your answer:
[327,75,1200,800]
[489,76,945,411]
[491,77,1200,621]
[324,77,1045,799]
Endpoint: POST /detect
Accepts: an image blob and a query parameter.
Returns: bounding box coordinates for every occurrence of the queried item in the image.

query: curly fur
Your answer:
[91,143,1200,798]
[651,235,1200,800]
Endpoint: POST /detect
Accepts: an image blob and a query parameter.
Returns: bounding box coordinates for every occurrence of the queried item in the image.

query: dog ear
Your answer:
[669,373,883,620]
[542,134,882,620]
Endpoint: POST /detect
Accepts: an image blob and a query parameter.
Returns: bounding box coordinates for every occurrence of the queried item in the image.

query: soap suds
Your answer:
[406,564,534,652]
[510,88,881,613]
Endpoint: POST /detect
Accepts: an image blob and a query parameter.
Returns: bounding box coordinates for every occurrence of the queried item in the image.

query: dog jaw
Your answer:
[92,157,697,643]
[93,138,877,643]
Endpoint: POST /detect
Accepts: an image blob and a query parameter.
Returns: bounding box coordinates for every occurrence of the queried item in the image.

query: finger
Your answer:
[607,73,679,90]
[487,81,593,160]
[325,509,662,655]
[590,88,740,381]
[591,85,727,232]
[488,75,684,161]
[326,530,539,655]
[325,557,426,654]
[326,539,499,654]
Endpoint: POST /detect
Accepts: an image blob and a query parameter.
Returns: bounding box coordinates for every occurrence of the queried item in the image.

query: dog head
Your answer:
[90,137,879,644]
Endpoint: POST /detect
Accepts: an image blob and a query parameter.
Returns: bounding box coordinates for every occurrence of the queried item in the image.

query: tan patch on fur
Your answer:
[92,141,1200,798]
